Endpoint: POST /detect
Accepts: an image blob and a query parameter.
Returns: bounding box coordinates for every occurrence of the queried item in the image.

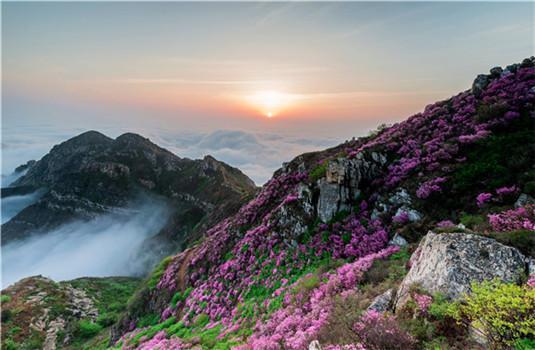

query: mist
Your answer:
[1,190,45,224]
[1,198,171,288]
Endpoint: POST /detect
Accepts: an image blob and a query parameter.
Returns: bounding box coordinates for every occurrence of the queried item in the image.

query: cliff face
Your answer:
[2,131,257,263]
[108,59,534,349]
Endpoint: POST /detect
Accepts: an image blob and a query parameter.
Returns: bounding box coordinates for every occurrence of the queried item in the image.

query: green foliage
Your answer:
[2,308,13,322]
[96,313,117,327]
[137,313,160,327]
[515,338,535,350]
[4,339,18,350]
[1,294,12,303]
[194,313,210,328]
[453,128,535,192]
[428,293,455,321]
[523,181,535,196]
[460,213,486,230]
[171,287,193,308]
[448,279,535,347]
[294,274,320,295]
[147,256,173,290]
[75,320,103,339]
[309,162,328,182]
[389,247,411,261]
[487,230,535,257]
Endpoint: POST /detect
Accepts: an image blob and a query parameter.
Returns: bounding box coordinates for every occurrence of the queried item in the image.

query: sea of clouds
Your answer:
[1,125,342,286]
[1,198,170,287]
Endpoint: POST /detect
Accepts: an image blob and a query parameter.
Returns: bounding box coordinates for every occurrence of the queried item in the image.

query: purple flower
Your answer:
[476,192,493,208]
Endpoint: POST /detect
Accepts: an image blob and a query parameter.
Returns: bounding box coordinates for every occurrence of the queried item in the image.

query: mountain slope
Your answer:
[1,131,257,268]
[110,58,534,349]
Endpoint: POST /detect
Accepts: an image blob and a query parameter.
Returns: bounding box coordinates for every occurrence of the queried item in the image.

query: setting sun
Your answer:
[246,90,296,118]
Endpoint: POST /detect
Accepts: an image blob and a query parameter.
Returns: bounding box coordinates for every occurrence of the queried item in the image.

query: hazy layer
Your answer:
[1,199,170,288]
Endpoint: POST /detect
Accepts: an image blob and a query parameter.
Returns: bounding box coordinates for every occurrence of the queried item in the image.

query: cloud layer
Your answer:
[1,198,170,287]
[2,126,341,184]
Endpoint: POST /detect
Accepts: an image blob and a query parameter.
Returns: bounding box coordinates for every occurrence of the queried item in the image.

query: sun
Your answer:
[246,90,295,118]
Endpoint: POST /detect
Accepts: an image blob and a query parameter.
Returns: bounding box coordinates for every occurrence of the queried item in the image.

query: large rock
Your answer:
[317,152,386,222]
[395,231,529,310]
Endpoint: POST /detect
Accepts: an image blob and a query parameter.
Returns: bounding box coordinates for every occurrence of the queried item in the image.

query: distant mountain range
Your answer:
[1,131,257,267]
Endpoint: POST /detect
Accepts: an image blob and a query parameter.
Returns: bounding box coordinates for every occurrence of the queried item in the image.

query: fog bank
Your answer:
[1,199,170,288]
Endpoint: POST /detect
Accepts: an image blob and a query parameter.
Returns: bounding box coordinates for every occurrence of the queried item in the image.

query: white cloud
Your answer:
[1,198,170,288]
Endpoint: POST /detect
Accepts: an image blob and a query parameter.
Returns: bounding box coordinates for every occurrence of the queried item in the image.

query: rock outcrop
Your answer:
[317,152,387,222]
[395,231,530,309]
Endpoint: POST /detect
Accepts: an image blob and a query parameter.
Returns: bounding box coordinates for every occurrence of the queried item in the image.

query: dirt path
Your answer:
[177,248,196,291]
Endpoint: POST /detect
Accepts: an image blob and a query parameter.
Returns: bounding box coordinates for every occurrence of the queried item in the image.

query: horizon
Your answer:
[2,2,534,183]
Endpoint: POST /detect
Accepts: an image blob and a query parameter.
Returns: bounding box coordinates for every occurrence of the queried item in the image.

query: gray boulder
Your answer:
[395,231,528,310]
[368,288,395,312]
[317,152,386,222]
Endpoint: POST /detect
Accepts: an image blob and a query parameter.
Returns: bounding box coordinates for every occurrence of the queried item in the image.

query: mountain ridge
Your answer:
[2,58,534,350]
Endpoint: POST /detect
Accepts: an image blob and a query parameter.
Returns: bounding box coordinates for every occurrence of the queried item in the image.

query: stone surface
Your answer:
[515,193,534,208]
[388,233,408,247]
[395,231,528,310]
[317,153,386,222]
[367,288,394,312]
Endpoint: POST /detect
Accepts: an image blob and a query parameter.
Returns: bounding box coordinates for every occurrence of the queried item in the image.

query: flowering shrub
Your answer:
[528,275,535,288]
[488,205,535,232]
[245,247,399,350]
[412,293,433,315]
[353,310,415,350]
[416,177,447,199]
[476,192,493,208]
[392,212,410,224]
[436,220,455,228]
[115,63,535,349]
[324,344,366,350]
[496,185,519,197]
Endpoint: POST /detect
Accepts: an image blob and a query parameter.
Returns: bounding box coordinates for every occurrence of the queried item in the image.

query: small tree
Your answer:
[448,279,535,348]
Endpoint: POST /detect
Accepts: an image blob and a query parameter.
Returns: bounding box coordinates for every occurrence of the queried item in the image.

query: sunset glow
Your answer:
[246,90,298,118]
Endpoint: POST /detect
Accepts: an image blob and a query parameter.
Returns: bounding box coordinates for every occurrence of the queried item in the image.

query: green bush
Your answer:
[75,320,103,339]
[3,339,18,350]
[1,295,12,303]
[309,162,328,182]
[460,213,486,230]
[96,313,117,327]
[2,309,13,322]
[515,338,535,350]
[147,256,173,290]
[448,279,535,347]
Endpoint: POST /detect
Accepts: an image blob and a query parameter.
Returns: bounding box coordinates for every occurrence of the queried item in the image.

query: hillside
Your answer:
[2,58,534,350]
[2,131,257,270]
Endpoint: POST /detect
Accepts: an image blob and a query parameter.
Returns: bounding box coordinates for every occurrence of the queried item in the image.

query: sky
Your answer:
[2,2,534,184]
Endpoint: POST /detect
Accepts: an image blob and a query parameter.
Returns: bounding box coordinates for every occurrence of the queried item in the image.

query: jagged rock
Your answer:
[388,233,408,247]
[472,74,489,97]
[489,66,503,78]
[317,153,386,222]
[515,193,534,208]
[395,231,528,310]
[388,188,412,207]
[367,288,394,312]
[43,318,65,350]
[394,207,422,222]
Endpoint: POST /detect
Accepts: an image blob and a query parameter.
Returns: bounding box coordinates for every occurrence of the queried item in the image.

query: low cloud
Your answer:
[148,129,340,184]
[1,198,170,288]
[1,190,45,224]
[2,125,341,185]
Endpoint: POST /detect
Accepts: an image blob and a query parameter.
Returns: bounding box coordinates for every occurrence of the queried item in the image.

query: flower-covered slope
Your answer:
[112,58,535,349]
